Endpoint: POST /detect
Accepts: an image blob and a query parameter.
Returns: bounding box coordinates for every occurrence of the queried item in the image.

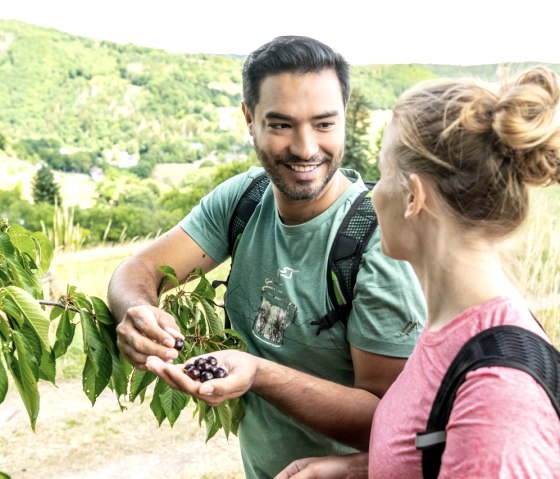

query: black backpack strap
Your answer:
[227,172,270,257]
[311,184,378,334]
[416,325,560,479]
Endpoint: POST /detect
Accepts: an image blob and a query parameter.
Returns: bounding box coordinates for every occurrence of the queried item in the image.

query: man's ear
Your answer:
[404,174,427,218]
[241,102,253,135]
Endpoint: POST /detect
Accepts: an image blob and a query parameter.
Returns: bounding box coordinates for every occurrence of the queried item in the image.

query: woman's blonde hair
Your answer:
[390,66,560,237]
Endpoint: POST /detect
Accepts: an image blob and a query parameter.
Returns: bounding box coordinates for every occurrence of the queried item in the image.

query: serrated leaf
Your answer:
[38,348,56,383]
[53,311,76,359]
[10,330,39,430]
[0,232,16,260]
[158,265,179,296]
[91,296,113,325]
[73,294,93,311]
[4,257,42,297]
[108,353,130,401]
[49,305,64,320]
[80,310,106,374]
[192,274,216,301]
[30,231,53,275]
[200,298,223,335]
[150,379,169,425]
[82,354,112,405]
[159,384,189,426]
[204,406,221,442]
[0,357,8,403]
[216,403,232,438]
[0,316,11,342]
[129,369,157,402]
[2,286,50,351]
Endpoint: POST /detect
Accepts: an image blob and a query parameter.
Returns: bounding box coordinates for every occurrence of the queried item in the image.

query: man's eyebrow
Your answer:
[264,110,340,121]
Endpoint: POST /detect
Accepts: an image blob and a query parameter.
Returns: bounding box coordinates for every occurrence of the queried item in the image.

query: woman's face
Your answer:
[372,122,410,260]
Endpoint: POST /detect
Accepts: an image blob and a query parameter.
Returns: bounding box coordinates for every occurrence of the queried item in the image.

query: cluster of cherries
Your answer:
[173,338,228,382]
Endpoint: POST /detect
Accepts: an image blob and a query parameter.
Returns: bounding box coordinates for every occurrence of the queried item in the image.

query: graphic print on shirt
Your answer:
[253,271,298,345]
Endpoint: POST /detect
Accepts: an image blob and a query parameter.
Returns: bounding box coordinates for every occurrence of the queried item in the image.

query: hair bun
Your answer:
[493,66,560,185]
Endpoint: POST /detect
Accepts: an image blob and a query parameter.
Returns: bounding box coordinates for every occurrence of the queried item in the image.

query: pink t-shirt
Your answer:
[369,296,560,478]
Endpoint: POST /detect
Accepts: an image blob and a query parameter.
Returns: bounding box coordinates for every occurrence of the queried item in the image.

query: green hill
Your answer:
[2,18,559,173]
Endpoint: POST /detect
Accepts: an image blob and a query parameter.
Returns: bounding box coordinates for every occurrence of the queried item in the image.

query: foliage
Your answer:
[344,88,378,179]
[32,165,61,205]
[0,218,247,446]
[130,266,247,441]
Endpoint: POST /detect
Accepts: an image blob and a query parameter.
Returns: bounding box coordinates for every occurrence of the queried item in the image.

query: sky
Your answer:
[1,0,560,66]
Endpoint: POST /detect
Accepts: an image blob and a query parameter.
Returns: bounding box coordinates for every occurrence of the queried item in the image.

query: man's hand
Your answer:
[145,349,259,407]
[116,304,183,370]
[274,453,369,479]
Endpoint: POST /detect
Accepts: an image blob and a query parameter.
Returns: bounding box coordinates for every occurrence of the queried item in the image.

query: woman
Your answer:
[276,66,560,478]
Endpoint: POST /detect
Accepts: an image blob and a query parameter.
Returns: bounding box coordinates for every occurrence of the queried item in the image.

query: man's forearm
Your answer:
[107,257,161,323]
[252,357,378,450]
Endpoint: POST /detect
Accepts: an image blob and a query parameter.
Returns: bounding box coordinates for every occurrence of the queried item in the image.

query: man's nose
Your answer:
[289,127,319,160]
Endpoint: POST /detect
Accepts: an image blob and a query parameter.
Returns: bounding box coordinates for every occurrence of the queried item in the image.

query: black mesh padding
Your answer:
[328,188,378,307]
[228,173,270,256]
[418,324,560,479]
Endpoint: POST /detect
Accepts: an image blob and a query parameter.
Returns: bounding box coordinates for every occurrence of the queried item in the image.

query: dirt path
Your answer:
[0,379,244,479]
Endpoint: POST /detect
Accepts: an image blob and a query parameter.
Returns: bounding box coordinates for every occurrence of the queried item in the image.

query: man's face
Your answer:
[244,70,346,201]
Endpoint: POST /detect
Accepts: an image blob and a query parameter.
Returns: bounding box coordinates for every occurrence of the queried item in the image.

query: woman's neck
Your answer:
[411,231,516,331]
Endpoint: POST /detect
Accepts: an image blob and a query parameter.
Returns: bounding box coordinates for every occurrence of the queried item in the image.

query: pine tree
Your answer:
[33,165,61,205]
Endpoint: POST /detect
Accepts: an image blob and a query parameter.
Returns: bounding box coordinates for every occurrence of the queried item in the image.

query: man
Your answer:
[108,35,425,478]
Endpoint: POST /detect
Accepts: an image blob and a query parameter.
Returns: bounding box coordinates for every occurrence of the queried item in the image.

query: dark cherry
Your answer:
[174,338,185,351]
[200,371,214,383]
[211,367,227,378]
[206,356,218,366]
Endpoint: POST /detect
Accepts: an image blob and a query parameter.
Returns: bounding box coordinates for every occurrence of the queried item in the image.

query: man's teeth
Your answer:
[290,165,318,172]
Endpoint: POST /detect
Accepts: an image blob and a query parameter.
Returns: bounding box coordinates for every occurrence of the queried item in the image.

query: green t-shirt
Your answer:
[180,166,426,478]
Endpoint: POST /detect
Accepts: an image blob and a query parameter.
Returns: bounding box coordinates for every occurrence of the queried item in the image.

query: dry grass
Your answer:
[505,185,560,346]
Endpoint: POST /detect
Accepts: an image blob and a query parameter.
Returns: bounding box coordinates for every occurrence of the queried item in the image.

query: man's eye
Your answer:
[317,122,335,129]
[269,123,290,130]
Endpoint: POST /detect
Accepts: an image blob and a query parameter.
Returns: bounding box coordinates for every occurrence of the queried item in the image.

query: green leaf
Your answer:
[2,286,50,351]
[4,256,42,297]
[10,331,40,430]
[31,231,53,275]
[0,316,11,342]
[82,354,112,405]
[53,310,76,358]
[216,402,232,438]
[91,296,113,325]
[204,406,221,442]
[0,231,16,260]
[159,383,189,426]
[129,369,156,402]
[38,349,56,383]
[150,379,168,425]
[0,357,8,403]
[80,310,106,373]
[200,298,223,335]
[192,274,216,301]
[158,265,179,295]
[0,470,12,478]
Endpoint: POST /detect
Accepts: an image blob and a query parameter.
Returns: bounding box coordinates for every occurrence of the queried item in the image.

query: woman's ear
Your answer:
[404,174,427,218]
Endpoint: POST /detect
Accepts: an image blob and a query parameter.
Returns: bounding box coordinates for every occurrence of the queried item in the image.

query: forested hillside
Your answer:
[2,19,559,245]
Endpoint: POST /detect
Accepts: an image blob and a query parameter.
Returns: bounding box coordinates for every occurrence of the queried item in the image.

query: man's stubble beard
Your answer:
[254,143,344,201]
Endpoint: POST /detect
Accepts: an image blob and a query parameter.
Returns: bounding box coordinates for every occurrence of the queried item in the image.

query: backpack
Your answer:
[415,324,560,479]
[222,171,378,334]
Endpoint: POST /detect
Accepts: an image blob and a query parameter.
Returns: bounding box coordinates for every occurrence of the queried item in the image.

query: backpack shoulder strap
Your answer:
[312,183,378,334]
[416,325,560,479]
[227,171,270,257]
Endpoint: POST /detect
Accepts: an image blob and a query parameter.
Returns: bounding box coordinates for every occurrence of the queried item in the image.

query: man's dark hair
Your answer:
[242,35,350,113]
